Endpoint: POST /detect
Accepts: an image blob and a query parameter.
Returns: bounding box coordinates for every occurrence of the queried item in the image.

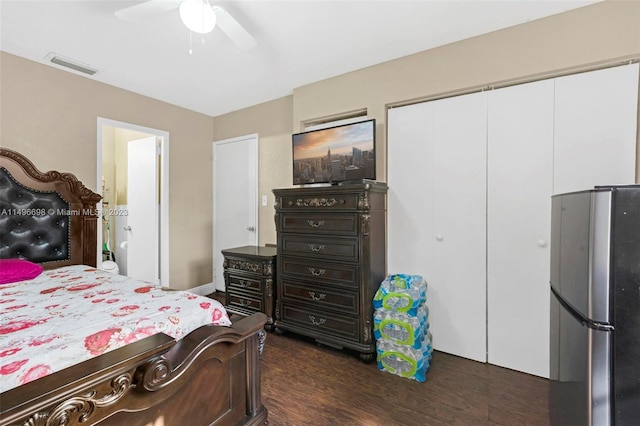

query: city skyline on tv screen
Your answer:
[293,120,375,185]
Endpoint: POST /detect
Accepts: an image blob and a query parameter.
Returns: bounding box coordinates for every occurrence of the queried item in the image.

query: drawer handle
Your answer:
[309,315,326,326]
[238,299,252,307]
[309,291,326,301]
[308,268,326,277]
[238,279,251,288]
[307,220,325,228]
[308,244,326,252]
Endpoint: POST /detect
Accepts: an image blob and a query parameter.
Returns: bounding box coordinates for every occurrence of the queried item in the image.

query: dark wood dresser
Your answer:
[221,245,277,330]
[273,181,387,361]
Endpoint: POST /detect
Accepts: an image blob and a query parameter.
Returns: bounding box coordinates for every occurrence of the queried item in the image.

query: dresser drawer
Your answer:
[226,273,263,296]
[279,192,360,211]
[279,257,359,289]
[279,213,359,236]
[280,235,359,262]
[281,279,358,315]
[280,303,359,341]
[228,292,263,313]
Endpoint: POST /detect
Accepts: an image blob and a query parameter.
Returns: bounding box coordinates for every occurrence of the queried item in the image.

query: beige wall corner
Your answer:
[213,96,293,246]
[0,52,215,290]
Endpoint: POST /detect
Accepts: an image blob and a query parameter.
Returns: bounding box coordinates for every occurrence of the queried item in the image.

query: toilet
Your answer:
[101,260,120,274]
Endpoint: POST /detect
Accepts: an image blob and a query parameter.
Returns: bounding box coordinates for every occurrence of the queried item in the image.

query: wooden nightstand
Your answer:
[222,245,277,330]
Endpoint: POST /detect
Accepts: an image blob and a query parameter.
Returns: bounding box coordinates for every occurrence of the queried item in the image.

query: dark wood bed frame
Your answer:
[0,148,268,426]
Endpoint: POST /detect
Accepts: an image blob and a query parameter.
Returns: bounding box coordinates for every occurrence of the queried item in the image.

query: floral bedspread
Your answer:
[0,265,231,392]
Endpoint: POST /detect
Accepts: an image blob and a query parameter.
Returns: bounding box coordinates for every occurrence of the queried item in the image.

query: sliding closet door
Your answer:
[487,79,554,378]
[388,101,434,278]
[388,92,487,363]
[554,63,639,194]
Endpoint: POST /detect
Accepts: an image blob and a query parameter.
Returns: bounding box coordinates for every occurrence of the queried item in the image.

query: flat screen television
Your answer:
[292,118,376,185]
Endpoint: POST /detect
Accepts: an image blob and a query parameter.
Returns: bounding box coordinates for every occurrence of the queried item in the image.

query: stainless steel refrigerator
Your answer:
[550,185,640,426]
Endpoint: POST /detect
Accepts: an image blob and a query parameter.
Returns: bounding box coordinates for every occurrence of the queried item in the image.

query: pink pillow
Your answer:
[0,259,44,284]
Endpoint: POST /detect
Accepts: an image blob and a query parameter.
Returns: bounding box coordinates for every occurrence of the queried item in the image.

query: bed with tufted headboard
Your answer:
[0,148,101,268]
[0,148,268,426]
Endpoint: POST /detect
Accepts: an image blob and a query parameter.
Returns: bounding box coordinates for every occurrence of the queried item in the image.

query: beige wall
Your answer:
[213,96,293,246]
[0,53,215,290]
[215,0,640,245]
[1,1,639,289]
[293,0,640,183]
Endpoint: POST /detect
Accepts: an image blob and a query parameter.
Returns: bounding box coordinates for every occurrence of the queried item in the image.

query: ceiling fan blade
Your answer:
[212,5,257,51]
[115,0,179,22]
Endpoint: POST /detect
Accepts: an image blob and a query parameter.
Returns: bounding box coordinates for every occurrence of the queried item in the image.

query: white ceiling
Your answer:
[0,0,599,117]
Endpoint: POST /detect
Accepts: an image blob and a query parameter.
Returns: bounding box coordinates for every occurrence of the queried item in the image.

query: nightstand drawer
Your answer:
[279,213,358,236]
[281,279,358,315]
[228,292,262,313]
[224,257,265,275]
[226,274,262,296]
[279,192,360,211]
[280,235,359,262]
[279,257,359,289]
[281,303,360,341]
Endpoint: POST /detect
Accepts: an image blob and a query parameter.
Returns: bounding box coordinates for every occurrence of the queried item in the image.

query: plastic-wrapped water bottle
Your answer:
[374,305,430,348]
[376,337,433,382]
[373,274,427,315]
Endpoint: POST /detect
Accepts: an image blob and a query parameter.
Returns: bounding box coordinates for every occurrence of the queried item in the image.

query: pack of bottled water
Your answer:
[374,274,432,382]
[376,334,433,382]
[373,274,427,316]
[373,304,429,348]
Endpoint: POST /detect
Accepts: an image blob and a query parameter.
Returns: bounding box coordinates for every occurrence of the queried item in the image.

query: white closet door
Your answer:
[430,93,488,363]
[388,92,487,363]
[487,79,554,378]
[388,101,435,276]
[554,63,639,194]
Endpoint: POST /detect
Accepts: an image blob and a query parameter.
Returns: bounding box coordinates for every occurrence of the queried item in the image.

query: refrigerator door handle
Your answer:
[551,286,614,332]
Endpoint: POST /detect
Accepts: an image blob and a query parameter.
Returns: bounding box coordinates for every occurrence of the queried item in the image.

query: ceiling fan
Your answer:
[114,0,257,51]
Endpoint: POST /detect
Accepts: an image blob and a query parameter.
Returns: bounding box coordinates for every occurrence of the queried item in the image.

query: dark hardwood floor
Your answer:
[261,331,549,426]
[208,293,549,425]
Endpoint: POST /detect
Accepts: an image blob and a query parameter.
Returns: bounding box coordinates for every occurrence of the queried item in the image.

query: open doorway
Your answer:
[97,118,170,286]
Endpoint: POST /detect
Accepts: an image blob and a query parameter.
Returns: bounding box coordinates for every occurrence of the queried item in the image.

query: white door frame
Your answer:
[96,117,170,287]
[212,133,259,291]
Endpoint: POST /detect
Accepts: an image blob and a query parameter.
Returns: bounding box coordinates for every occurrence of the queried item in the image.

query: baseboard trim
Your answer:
[187,282,217,296]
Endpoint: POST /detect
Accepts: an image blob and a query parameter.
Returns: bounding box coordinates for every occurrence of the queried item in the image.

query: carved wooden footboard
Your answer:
[0,313,268,426]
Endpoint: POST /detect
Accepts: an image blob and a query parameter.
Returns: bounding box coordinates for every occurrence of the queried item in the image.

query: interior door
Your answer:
[553,63,639,194]
[487,79,554,378]
[429,92,488,363]
[126,136,159,284]
[388,92,488,363]
[213,134,258,291]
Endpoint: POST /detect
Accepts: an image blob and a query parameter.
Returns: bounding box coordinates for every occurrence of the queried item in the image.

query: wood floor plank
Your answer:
[261,332,549,426]
[206,292,549,425]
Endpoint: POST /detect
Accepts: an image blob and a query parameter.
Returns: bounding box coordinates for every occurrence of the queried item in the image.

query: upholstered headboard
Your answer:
[0,148,101,268]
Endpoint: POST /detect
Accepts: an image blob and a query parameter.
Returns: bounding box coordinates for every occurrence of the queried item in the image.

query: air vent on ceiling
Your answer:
[46,53,98,76]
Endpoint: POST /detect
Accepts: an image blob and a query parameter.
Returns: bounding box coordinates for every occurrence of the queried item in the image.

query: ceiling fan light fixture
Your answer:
[180,0,216,34]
